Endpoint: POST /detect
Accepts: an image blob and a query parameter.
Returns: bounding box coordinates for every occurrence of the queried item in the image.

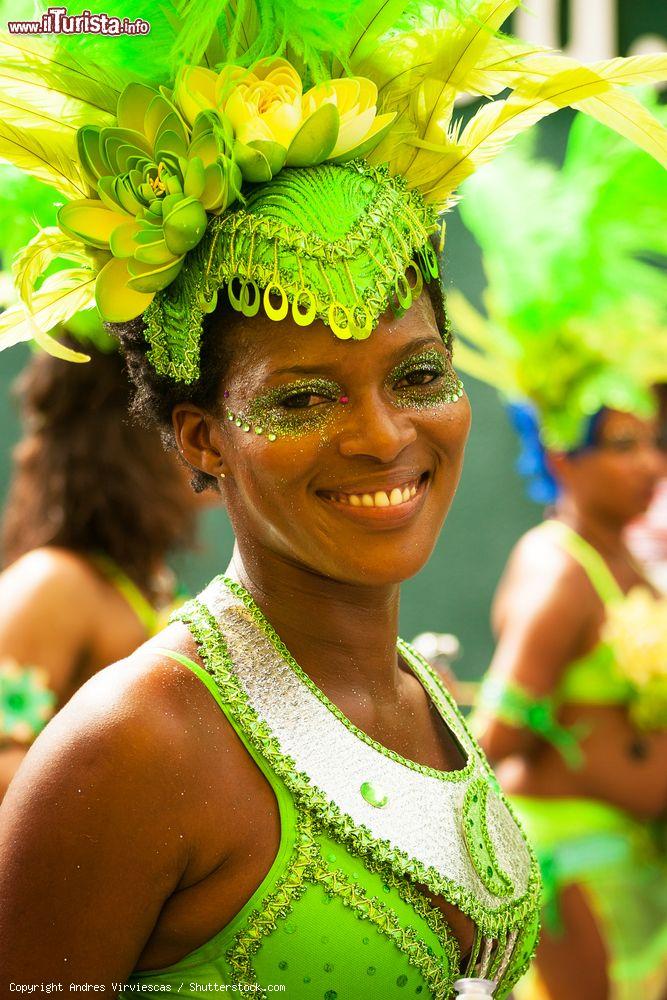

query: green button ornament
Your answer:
[360,781,389,808]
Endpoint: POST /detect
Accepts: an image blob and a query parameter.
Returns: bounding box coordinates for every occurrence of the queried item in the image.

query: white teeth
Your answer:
[328,478,423,507]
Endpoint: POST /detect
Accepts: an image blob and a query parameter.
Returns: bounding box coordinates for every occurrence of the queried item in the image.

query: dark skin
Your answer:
[0,293,474,984]
[478,410,667,1000]
[0,458,208,801]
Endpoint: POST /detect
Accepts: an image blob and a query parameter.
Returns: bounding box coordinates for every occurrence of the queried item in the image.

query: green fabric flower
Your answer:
[0,662,56,744]
[58,82,242,323]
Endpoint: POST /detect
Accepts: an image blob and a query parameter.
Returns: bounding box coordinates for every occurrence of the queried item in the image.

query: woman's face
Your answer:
[553,409,664,524]
[201,293,470,586]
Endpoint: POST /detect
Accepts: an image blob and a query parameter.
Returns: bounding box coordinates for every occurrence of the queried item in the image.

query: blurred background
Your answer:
[0,0,665,682]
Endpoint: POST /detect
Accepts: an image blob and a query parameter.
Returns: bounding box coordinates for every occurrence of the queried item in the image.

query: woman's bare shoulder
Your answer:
[494,524,596,631]
[2,621,230,821]
[0,547,102,613]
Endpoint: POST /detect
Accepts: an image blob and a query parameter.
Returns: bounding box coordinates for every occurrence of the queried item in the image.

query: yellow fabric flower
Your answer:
[603,587,667,730]
[604,587,667,686]
[302,77,395,162]
[173,66,219,127]
[221,58,303,149]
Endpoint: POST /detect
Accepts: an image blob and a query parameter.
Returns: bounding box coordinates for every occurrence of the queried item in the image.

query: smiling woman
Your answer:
[1,0,667,996]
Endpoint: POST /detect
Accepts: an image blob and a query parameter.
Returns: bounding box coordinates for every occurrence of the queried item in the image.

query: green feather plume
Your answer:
[450,93,667,449]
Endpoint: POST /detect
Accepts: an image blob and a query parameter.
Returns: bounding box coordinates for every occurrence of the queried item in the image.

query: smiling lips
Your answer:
[319,476,424,509]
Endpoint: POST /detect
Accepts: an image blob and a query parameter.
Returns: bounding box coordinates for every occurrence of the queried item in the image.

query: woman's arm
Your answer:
[477,529,593,763]
[0,655,193,985]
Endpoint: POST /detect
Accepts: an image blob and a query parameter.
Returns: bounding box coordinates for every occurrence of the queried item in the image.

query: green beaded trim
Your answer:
[226,810,461,1000]
[309,849,459,1000]
[462,780,514,899]
[173,586,542,940]
[144,161,439,383]
[221,576,476,784]
[226,813,315,998]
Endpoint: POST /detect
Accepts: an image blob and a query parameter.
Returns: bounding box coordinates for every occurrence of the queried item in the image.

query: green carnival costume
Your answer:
[454,114,667,999]
[121,578,542,999]
[3,1,667,996]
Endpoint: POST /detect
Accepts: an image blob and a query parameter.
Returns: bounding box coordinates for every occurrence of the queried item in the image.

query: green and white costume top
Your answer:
[124,578,541,999]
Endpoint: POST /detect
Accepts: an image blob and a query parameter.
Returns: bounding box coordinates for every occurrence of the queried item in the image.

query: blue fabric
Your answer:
[507,403,605,505]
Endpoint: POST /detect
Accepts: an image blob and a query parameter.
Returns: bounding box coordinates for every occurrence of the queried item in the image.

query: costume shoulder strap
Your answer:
[91,554,159,635]
[542,520,624,606]
[166,596,296,813]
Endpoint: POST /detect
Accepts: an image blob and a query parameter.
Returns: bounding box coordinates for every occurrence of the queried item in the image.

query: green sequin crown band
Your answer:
[144,161,437,383]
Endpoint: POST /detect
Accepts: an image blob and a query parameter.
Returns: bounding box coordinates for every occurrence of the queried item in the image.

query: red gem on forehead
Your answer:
[339,395,349,404]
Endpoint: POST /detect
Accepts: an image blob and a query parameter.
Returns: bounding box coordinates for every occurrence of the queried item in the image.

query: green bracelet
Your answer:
[478,676,584,768]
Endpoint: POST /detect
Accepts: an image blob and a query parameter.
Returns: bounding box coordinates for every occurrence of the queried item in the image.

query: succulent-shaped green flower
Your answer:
[0,661,56,744]
[57,82,242,323]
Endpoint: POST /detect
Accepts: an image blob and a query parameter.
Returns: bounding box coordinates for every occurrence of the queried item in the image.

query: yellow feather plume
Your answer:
[363,2,667,211]
[13,227,94,308]
[0,269,95,361]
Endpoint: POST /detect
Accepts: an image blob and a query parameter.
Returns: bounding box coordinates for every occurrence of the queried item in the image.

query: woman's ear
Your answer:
[172,404,228,479]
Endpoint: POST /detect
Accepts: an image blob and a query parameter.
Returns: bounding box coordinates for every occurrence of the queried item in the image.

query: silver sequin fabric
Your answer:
[201,580,533,914]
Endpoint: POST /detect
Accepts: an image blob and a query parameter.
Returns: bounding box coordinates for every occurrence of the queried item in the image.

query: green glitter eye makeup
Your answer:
[224,378,342,440]
[222,351,463,442]
[388,349,463,408]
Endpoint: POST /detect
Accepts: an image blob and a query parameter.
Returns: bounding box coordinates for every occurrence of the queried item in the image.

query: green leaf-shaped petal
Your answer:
[189,131,218,168]
[286,104,339,168]
[155,131,189,164]
[58,200,129,250]
[233,139,283,183]
[77,126,108,185]
[248,140,287,177]
[165,173,184,196]
[144,94,178,146]
[109,219,142,258]
[114,142,151,175]
[184,157,206,200]
[101,127,152,169]
[134,222,164,243]
[155,111,188,151]
[117,82,160,133]
[161,192,185,218]
[162,196,208,255]
[329,111,396,164]
[96,256,154,322]
[127,256,184,293]
[200,162,225,212]
[133,238,176,266]
[114,176,145,216]
[97,175,124,214]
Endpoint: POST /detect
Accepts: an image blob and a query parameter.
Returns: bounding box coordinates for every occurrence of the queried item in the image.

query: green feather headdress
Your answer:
[450,93,667,450]
[2,0,667,381]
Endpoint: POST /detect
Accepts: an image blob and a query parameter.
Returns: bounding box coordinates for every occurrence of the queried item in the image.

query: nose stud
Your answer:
[339,395,349,404]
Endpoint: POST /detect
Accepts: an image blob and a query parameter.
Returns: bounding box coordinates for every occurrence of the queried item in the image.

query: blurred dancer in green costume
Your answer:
[454,106,667,1000]
[0,169,202,799]
[1,1,667,996]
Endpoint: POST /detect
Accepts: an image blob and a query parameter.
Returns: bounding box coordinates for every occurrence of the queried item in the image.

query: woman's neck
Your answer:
[227,543,404,699]
[555,499,629,559]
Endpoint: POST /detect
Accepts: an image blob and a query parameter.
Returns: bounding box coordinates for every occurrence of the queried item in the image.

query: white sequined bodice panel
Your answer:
[200,580,533,917]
